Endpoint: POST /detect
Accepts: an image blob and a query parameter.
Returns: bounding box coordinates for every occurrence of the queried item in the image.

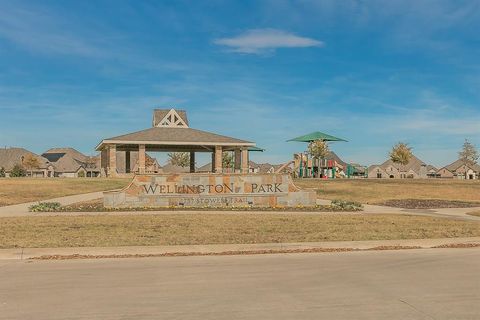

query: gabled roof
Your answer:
[153,109,189,127]
[370,154,436,173]
[444,159,480,172]
[50,153,85,173]
[97,127,255,150]
[0,147,49,171]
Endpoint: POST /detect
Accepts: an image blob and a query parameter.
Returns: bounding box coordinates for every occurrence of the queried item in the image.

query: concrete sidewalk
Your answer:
[0,191,104,216]
[1,237,479,260]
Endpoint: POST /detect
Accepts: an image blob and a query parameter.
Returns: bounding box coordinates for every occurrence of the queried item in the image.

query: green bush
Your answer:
[77,171,85,178]
[330,199,363,211]
[0,167,5,178]
[29,202,62,212]
[10,164,26,177]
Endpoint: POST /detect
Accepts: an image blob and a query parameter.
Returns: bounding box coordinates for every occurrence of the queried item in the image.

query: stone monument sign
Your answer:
[104,173,316,208]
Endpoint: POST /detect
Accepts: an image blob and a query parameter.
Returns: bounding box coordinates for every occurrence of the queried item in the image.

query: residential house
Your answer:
[0,147,52,177]
[435,159,480,179]
[42,148,100,178]
[367,154,437,179]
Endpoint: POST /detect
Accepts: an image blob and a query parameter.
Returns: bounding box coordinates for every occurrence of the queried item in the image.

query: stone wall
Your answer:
[104,173,316,208]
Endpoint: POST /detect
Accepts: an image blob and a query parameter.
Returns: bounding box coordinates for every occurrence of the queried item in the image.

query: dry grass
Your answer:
[0,178,129,206]
[467,211,480,217]
[0,214,478,249]
[295,179,480,204]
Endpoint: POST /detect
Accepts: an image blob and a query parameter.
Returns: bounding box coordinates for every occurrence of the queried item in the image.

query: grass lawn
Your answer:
[295,179,480,205]
[0,214,479,248]
[0,178,129,206]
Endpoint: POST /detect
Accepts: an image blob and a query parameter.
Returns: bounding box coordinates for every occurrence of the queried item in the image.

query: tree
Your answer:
[168,152,189,167]
[222,152,234,169]
[389,142,412,178]
[308,140,330,160]
[23,154,40,177]
[0,167,5,178]
[10,164,26,177]
[459,139,478,167]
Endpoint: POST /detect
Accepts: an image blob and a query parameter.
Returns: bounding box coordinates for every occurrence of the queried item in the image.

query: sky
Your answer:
[1,0,479,167]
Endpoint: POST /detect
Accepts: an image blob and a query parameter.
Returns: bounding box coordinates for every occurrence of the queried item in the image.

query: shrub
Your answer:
[10,164,26,177]
[77,171,85,178]
[29,202,62,212]
[330,199,363,211]
[0,167,5,178]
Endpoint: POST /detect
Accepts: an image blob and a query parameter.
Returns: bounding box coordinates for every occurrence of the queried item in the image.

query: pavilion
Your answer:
[96,109,256,177]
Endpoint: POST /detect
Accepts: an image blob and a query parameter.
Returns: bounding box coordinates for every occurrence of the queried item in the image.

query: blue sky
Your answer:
[1,0,479,167]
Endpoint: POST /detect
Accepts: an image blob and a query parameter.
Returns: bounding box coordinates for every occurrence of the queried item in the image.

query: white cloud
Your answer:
[214,28,323,54]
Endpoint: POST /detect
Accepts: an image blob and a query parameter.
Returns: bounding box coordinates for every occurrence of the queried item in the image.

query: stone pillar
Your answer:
[214,146,223,173]
[241,148,249,174]
[234,149,241,173]
[190,152,195,173]
[211,152,215,173]
[108,144,117,177]
[138,144,146,174]
[101,149,108,174]
[125,151,131,173]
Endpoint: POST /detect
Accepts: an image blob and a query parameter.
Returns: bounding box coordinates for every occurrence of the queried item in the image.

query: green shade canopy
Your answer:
[248,146,265,152]
[287,131,347,143]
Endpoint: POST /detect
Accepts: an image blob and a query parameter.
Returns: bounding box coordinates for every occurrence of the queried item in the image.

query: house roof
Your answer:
[50,153,85,173]
[197,163,212,172]
[325,151,348,167]
[370,154,436,173]
[161,163,191,173]
[42,147,88,162]
[0,148,49,171]
[288,131,347,143]
[444,159,480,172]
[97,127,255,150]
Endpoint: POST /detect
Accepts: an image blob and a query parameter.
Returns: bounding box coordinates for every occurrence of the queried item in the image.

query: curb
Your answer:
[1,237,480,260]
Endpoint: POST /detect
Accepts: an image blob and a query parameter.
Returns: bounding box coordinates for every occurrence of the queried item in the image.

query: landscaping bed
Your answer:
[29,199,364,212]
[379,199,480,209]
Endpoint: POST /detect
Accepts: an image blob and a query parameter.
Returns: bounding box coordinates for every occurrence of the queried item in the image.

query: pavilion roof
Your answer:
[96,127,255,150]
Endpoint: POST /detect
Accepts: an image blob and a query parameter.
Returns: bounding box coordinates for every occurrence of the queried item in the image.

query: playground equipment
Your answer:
[288,131,348,179]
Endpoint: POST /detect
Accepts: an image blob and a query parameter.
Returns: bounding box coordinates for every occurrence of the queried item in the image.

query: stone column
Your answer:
[138,144,146,174]
[214,146,223,173]
[234,149,241,173]
[108,144,117,177]
[241,148,249,174]
[190,152,195,173]
[125,151,131,173]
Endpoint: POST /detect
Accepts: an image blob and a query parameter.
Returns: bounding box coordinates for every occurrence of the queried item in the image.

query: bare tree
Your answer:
[168,152,189,167]
[459,139,479,167]
[23,154,40,177]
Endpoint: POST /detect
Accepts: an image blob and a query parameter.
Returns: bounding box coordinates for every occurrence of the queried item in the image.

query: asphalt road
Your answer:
[0,248,479,319]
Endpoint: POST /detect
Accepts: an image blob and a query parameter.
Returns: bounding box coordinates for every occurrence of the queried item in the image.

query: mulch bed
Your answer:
[30,246,428,260]
[379,199,480,209]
